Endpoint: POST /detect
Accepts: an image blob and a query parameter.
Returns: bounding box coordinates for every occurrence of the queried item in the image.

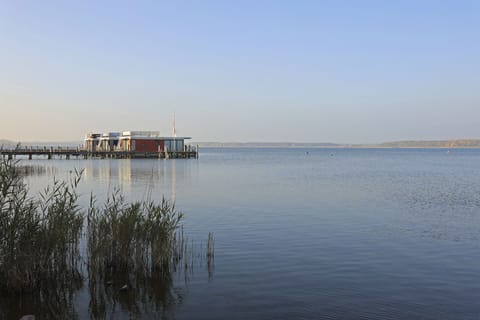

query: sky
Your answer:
[1,0,479,143]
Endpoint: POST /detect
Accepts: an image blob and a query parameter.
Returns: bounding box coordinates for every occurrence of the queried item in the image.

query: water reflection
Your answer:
[9,149,480,320]
[0,264,187,319]
[0,236,212,320]
[0,269,82,319]
[17,164,56,177]
[80,159,189,201]
[88,264,186,319]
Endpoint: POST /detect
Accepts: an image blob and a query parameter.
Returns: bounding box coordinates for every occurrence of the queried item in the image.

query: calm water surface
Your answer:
[8,148,480,319]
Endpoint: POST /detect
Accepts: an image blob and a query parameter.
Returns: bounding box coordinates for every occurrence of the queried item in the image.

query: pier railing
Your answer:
[0,145,199,160]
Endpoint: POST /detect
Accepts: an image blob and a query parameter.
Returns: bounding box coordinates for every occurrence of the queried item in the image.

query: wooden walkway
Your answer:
[0,146,198,160]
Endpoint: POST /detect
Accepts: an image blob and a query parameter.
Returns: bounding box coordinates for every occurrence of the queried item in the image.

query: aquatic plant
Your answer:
[86,189,184,272]
[86,189,189,318]
[0,157,83,293]
[0,157,214,319]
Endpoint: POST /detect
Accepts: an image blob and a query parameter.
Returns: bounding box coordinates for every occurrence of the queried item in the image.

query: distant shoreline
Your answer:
[195,139,480,148]
[3,139,480,149]
[196,145,480,149]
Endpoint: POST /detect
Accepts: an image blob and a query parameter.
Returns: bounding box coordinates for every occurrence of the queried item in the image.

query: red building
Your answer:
[118,131,190,153]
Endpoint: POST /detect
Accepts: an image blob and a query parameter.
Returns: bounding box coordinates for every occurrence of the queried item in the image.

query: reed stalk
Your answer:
[0,157,214,319]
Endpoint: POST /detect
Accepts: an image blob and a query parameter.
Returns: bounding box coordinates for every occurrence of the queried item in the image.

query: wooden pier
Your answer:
[0,146,199,160]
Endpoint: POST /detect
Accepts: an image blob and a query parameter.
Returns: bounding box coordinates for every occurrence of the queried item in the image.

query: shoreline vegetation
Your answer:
[3,139,480,149]
[0,158,214,319]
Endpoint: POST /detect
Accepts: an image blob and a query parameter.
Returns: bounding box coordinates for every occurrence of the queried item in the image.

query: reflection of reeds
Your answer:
[207,232,215,280]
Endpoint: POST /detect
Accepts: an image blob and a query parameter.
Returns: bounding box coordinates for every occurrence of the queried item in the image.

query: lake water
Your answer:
[4,148,480,319]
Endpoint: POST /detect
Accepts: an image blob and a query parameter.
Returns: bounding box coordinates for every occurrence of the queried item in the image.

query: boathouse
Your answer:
[84,131,191,154]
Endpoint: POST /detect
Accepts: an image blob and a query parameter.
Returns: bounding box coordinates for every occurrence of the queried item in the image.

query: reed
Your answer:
[0,157,214,318]
[0,157,83,293]
[87,188,184,272]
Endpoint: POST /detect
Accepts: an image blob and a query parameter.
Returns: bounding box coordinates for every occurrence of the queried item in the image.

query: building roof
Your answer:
[85,131,191,141]
[119,136,191,140]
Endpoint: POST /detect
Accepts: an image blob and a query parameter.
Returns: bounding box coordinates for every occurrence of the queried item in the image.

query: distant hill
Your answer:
[20,141,83,147]
[0,140,82,148]
[196,142,340,148]
[0,139,16,147]
[377,139,480,148]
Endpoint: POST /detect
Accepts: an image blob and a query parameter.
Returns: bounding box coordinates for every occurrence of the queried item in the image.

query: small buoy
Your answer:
[119,284,128,291]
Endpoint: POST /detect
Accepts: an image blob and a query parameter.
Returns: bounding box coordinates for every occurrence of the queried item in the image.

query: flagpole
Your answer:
[173,112,177,137]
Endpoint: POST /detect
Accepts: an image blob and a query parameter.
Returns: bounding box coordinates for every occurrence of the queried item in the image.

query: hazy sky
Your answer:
[1,1,479,143]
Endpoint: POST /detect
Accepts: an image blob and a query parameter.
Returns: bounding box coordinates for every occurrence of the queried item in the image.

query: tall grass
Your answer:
[0,157,214,319]
[87,190,183,274]
[0,158,83,293]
